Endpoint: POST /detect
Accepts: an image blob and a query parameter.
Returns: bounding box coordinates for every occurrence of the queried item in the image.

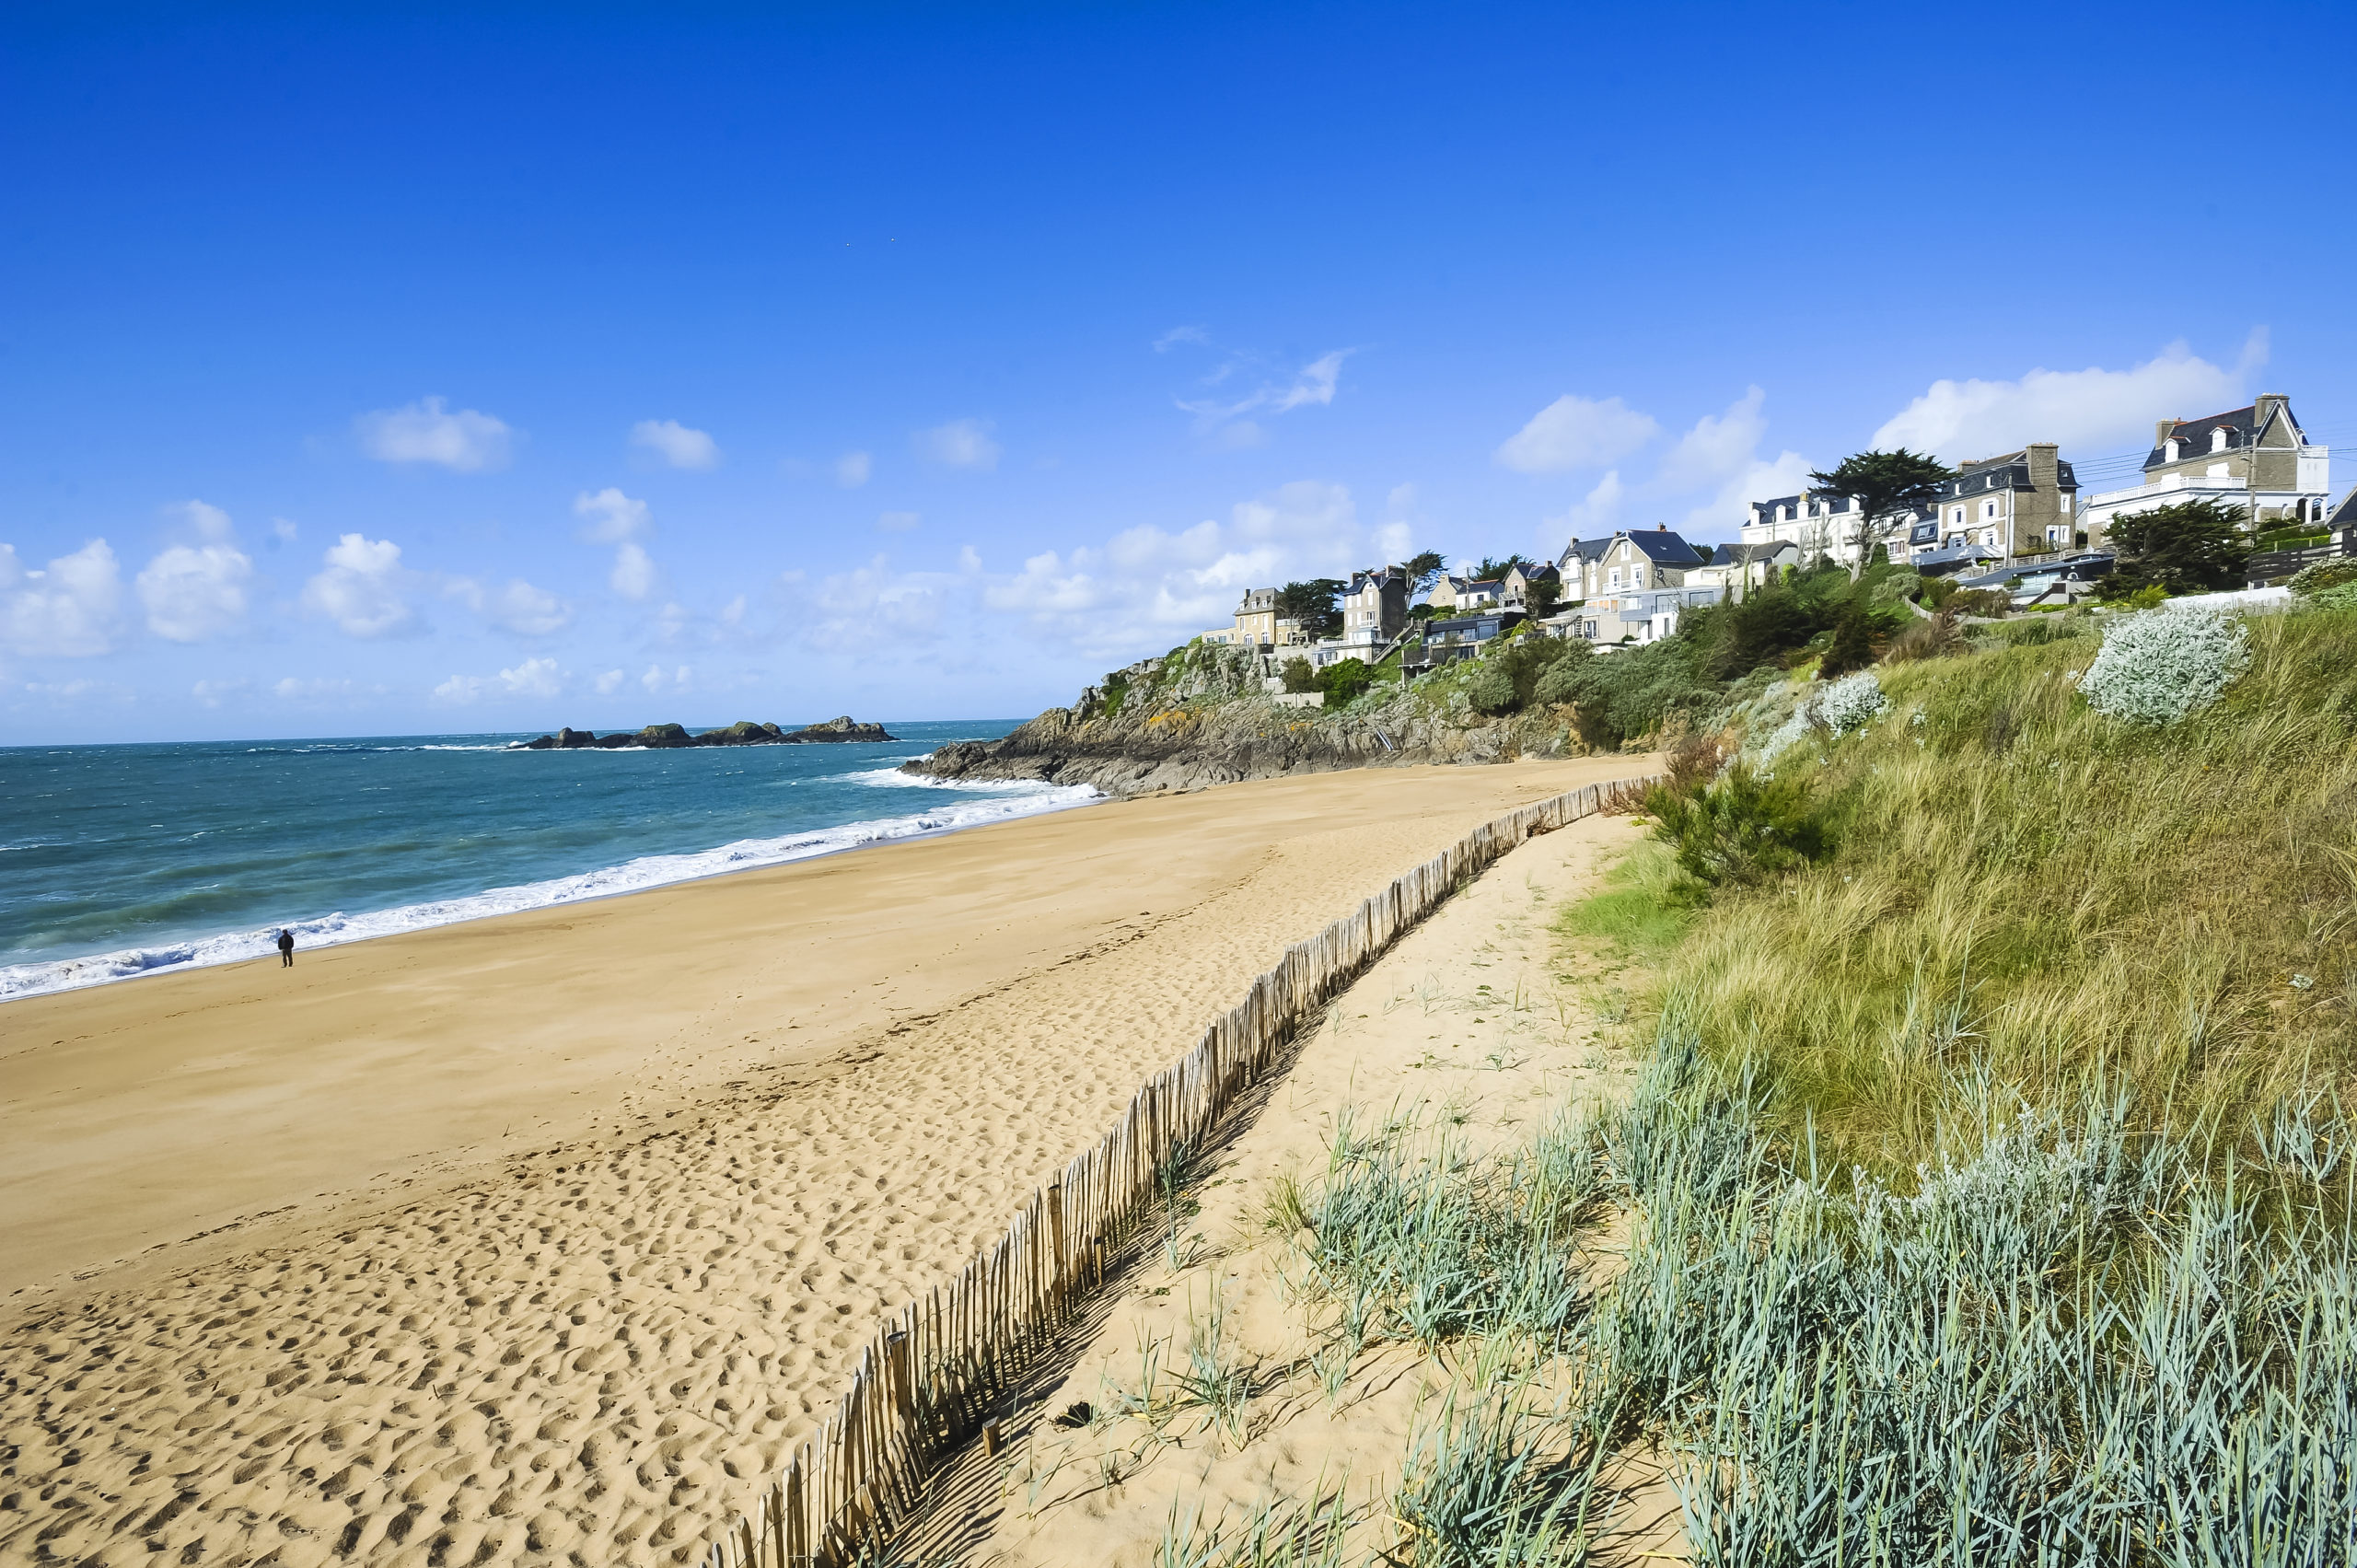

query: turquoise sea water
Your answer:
[0,721,1089,999]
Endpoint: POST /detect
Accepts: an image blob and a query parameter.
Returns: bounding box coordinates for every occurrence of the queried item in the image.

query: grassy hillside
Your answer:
[1654,602,2357,1180]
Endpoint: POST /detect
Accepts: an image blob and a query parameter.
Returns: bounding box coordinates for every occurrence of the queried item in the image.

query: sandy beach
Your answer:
[0,758,1646,1568]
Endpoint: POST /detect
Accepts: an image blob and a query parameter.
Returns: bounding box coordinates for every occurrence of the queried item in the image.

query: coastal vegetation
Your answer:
[996,598,2357,1563]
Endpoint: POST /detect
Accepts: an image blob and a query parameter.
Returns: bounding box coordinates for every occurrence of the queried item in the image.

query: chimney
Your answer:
[2026,443,2058,487]
[2254,394,2289,438]
[1656,523,1666,530]
[2154,418,2177,447]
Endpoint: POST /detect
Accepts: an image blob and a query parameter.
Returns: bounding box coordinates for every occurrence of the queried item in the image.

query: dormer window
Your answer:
[2165,438,2182,462]
[2212,427,2229,453]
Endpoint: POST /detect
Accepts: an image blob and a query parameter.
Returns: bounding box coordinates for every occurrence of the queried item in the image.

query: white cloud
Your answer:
[301,533,412,637]
[916,418,1002,471]
[432,656,566,706]
[610,541,657,600]
[192,678,249,708]
[595,668,625,694]
[272,517,299,543]
[138,542,252,641]
[575,489,657,599]
[1544,470,1628,544]
[1154,325,1209,352]
[1495,394,1660,473]
[1656,388,1768,489]
[1,540,124,656]
[981,480,1369,658]
[273,677,362,703]
[835,450,873,488]
[356,396,514,471]
[641,663,691,693]
[630,418,720,470]
[447,576,571,635]
[1872,335,2266,460]
[574,487,650,542]
[877,510,921,533]
[1679,451,1814,536]
[168,499,235,541]
[787,557,962,654]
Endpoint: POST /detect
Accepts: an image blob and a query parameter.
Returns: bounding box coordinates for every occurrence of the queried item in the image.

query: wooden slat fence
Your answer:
[683,774,1656,1568]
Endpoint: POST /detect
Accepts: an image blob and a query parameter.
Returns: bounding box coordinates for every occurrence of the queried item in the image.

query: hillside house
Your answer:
[2081,397,2332,542]
[1689,540,1798,594]
[1340,565,1409,648]
[1501,561,1560,610]
[1553,538,1608,599]
[1596,528,1709,591]
[1427,574,1504,612]
[1202,586,1279,649]
[1921,445,2080,564]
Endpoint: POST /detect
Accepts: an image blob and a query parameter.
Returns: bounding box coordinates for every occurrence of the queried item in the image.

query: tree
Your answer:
[1275,578,1344,641]
[1806,449,1953,577]
[1526,577,1562,617]
[1470,553,1532,583]
[1320,656,1373,706]
[1403,551,1447,594]
[2099,499,2251,598]
[1280,656,1318,693]
[1818,602,1876,679]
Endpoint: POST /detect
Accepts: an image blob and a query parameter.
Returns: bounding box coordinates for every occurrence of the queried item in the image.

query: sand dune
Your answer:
[0,758,1645,1568]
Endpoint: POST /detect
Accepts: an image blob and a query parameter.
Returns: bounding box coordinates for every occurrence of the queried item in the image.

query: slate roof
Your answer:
[1933,452,2079,502]
[2144,403,2305,470]
[2328,487,2357,534]
[1619,528,1709,567]
[1706,541,1795,566]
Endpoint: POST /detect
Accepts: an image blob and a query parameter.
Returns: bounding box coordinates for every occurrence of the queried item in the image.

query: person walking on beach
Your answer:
[277,928,295,967]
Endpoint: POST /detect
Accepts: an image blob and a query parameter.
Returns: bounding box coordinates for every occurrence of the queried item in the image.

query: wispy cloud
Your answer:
[445,575,572,635]
[835,450,873,488]
[355,396,515,471]
[915,418,1001,471]
[877,511,921,533]
[575,488,659,600]
[1170,340,1359,442]
[630,418,721,470]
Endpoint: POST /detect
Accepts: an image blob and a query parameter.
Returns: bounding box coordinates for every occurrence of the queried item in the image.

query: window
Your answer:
[2212,427,2229,453]
[2060,494,2072,512]
[1984,500,1998,519]
[1608,567,1620,587]
[1952,506,1965,526]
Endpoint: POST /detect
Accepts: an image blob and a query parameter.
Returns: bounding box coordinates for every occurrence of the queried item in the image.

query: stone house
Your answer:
[2081,396,2332,542]
[1922,445,2080,563]
[1340,565,1408,648]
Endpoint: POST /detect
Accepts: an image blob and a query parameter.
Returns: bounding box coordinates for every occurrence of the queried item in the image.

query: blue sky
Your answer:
[5,0,2352,742]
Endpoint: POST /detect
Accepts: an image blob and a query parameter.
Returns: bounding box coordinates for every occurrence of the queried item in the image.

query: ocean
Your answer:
[0,722,1090,1001]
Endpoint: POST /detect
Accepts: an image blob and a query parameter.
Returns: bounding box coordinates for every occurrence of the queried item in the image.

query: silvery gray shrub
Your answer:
[2076,608,2249,726]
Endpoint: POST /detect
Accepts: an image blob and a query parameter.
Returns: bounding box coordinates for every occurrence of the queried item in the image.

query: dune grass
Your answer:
[1660,604,2357,1182]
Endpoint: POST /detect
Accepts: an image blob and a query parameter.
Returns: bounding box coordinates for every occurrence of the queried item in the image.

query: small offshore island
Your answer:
[517,714,895,749]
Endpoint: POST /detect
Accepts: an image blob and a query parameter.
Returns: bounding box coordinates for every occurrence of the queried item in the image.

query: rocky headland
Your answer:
[903,643,1588,796]
[519,715,894,749]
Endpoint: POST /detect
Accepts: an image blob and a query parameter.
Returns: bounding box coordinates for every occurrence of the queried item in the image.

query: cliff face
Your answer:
[905,644,1590,796]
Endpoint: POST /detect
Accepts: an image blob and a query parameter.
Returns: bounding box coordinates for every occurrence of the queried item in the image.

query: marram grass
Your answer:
[1664,607,2357,1181]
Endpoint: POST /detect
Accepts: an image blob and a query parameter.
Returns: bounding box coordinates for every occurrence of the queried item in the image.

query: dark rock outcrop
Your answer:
[902,645,1587,797]
[519,716,895,750]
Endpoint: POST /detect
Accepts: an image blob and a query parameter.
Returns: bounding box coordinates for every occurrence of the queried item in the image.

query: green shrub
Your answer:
[1281,656,1318,693]
[1646,763,1829,897]
[2289,557,2357,595]
[1319,656,1373,706]
[1817,604,1875,679]
[1464,666,1515,715]
[1532,644,1595,706]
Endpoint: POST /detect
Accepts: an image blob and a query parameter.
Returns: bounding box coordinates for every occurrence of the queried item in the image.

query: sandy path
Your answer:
[888,809,1679,1566]
[0,759,1645,1568]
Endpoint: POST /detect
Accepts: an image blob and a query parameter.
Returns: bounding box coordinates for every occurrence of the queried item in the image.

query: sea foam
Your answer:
[0,772,1096,1002]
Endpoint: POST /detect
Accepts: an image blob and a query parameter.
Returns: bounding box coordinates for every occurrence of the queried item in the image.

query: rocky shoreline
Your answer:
[901,645,1585,796]
[519,716,894,749]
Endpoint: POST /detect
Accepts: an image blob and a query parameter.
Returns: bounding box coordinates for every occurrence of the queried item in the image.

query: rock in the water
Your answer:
[518,716,896,749]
